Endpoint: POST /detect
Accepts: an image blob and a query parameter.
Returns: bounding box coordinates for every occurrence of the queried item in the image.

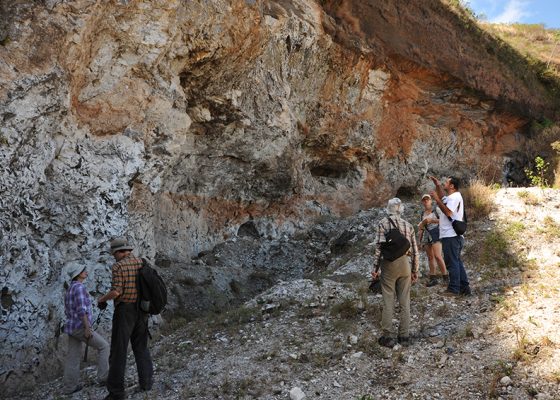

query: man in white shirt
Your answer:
[429,176,471,296]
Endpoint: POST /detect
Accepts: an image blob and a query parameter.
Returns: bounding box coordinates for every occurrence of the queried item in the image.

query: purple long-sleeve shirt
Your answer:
[64,281,93,334]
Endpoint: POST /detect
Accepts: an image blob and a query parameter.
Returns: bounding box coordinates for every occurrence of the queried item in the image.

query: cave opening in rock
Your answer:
[395,185,418,199]
[309,161,354,179]
[1,286,13,310]
[237,220,260,238]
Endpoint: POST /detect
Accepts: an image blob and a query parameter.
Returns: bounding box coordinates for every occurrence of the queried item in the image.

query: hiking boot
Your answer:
[139,382,153,392]
[441,289,460,297]
[377,336,397,348]
[64,385,83,395]
[426,276,439,287]
[397,336,410,346]
[441,274,449,284]
[460,287,472,296]
[103,394,124,400]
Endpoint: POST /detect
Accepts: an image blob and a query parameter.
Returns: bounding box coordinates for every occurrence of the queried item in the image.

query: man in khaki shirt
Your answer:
[371,198,419,348]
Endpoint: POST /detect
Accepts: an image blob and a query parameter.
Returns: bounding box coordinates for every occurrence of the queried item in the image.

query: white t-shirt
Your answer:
[439,192,464,238]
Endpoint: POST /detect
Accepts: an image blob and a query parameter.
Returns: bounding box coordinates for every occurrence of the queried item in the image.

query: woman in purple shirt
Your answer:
[63,263,109,394]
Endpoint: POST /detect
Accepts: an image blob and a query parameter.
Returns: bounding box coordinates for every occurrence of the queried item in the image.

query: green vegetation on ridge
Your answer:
[442,0,560,115]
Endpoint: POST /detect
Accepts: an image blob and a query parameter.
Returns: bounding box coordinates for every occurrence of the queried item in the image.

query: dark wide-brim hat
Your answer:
[110,237,134,255]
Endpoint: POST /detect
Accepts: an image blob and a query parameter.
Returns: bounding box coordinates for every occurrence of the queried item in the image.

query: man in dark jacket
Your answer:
[98,237,153,400]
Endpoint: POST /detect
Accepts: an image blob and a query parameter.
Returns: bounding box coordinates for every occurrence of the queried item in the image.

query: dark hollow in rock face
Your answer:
[503,150,530,186]
[1,286,14,310]
[330,230,356,255]
[237,220,260,239]
[309,161,355,179]
[395,185,419,200]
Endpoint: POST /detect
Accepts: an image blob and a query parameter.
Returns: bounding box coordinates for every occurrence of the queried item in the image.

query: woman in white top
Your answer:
[418,194,448,287]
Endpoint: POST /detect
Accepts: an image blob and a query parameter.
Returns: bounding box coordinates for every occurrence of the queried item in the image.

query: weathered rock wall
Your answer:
[321,0,560,119]
[0,0,541,392]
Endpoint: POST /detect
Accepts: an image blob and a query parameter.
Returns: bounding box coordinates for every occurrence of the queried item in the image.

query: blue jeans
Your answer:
[441,236,470,294]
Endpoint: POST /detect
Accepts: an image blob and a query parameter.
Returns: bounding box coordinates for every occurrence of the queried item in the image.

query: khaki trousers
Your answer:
[63,328,109,393]
[380,254,412,337]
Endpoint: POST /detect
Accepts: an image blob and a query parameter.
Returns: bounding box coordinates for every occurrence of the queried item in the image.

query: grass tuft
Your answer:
[330,298,360,319]
[463,179,496,220]
[540,216,560,239]
[355,332,383,357]
[512,327,533,361]
[517,190,541,205]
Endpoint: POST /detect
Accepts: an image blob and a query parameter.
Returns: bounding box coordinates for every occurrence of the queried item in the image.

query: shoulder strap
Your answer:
[388,217,404,235]
[456,200,467,221]
[447,198,465,221]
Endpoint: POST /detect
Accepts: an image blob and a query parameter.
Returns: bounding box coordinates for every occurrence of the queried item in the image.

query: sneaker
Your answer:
[441,289,460,297]
[426,277,439,287]
[377,336,397,348]
[397,336,410,346]
[460,287,472,296]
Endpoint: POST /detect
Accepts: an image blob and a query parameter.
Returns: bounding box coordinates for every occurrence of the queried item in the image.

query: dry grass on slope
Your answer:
[480,23,560,76]
[442,0,560,109]
[463,178,498,221]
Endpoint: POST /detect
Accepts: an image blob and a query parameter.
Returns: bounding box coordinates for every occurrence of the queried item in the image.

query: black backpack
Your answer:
[381,218,411,261]
[137,258,168,315]
[447,201,467,235]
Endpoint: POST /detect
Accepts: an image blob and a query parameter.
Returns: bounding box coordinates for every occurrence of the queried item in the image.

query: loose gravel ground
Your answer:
[15,188,560,400]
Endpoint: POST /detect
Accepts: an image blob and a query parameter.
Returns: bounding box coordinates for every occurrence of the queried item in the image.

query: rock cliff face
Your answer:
[0,0,550,391]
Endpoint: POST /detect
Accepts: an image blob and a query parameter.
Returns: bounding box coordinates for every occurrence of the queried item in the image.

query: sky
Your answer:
[466,0,560,28]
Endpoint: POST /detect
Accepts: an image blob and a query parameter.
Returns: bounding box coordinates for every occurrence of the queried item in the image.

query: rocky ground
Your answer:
[12,188,560,400]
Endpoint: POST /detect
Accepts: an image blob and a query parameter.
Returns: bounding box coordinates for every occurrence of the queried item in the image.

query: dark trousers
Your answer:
[441,236,470,294]
[107,302,153,398]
